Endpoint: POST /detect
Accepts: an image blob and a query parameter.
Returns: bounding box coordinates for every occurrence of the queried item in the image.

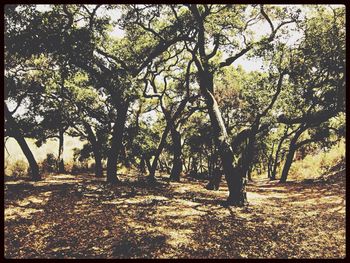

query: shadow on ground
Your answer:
[4,171,346,258]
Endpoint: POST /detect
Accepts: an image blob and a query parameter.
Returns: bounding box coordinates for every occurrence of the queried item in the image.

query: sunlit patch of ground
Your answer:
[4,170,345,259]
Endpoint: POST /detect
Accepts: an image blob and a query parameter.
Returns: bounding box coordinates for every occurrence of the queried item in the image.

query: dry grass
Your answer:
[288,140,345,181]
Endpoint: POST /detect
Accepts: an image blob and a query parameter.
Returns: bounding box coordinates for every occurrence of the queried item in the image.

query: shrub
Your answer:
[71,161,90,174]
[40,153,57,173]
[10,160,28,178]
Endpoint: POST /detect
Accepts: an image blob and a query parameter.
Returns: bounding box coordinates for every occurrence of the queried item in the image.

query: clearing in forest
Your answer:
[4,171,345,259]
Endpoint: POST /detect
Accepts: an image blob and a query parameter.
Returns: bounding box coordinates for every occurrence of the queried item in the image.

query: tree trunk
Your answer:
[279,145,297,183]
[248,167,253,181]
[145,156,152,174]
[279,127,305,183]
[170,128,182,181]
[94,149,103,177]
[191,157,198,175]
[106,102,129,184]
[83,123,103,177]
[271,140,284,180]
[199,71,247,206]
[148,123,171,180]
[57,128,65,173]
[139,157,146,174]
[5,104,40,181]
[206,151,220,189]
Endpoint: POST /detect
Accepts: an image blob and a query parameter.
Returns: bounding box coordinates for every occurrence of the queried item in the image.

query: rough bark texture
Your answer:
[106,102,129,184]
[5,104,40,181]
[170,128,182,181]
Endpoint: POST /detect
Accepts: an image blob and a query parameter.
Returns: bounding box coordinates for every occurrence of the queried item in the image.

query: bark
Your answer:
[271,135,288,180]
[279,145,297,183]
[247,167,253,181]
[5,104,40,181]
[206,151,219,189]
[139,157,146,174]
[148,123,171,180]
[279,127,305,183]
[145,156,152,174]
[57,128,65,173]
[266,144,274,179]
[199,152,203,174]
[106,102,129,184]
[94,149,103,177]
[170,128,182,181]
[58,71,65,173]
[199,71,247,206]
[83,123,103,177]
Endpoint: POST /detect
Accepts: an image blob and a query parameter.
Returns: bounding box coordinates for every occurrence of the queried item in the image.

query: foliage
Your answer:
[9,160,28,178]
[40,153,57,173]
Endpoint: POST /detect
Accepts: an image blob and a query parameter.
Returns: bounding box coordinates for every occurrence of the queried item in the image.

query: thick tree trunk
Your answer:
[107,102,129,184]
[279,145,297,183]
[199,71,247,206]
[170,128,182,181]
[83,123,103,177]
[5,104,40,181]
[57,129,65,173]
[15,135,40,181]
[94,149,103,177]
[279,127,305,183]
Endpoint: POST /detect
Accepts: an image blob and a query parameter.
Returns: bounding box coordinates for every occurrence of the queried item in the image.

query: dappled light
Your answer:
[4,4,345,259]
[5,169,345,258]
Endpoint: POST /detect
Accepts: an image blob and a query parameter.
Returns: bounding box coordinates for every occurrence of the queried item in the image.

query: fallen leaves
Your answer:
[4,171,346,258]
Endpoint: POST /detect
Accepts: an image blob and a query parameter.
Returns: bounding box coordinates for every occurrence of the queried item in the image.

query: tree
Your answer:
[277,6,345,183]
[180,4,298,205]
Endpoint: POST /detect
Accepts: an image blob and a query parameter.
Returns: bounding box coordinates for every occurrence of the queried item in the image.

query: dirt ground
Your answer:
[4,171,346,259]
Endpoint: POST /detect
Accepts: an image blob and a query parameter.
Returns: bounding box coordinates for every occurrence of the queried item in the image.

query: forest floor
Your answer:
[4,169,346,259]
